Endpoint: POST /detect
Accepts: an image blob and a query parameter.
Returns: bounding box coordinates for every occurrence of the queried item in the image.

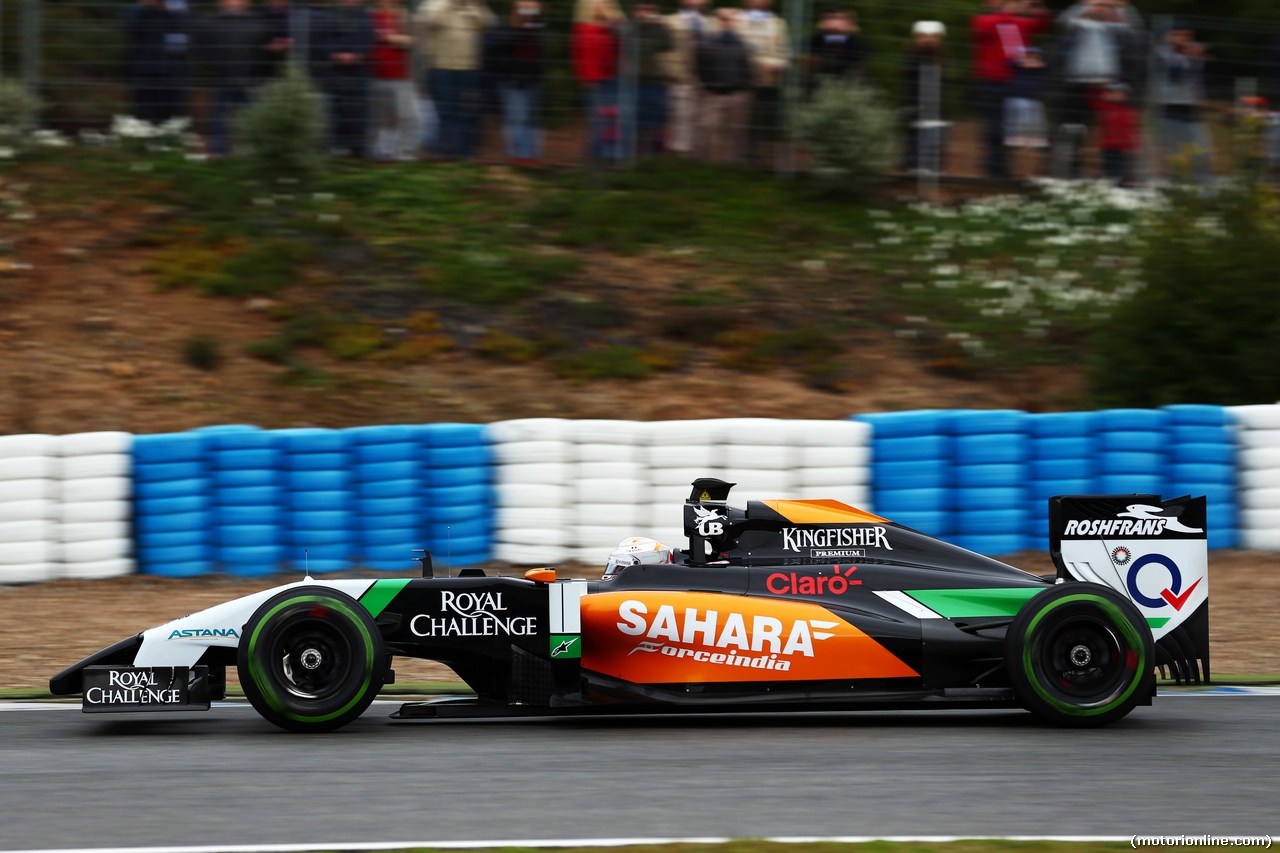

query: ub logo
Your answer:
[693,506,725,537]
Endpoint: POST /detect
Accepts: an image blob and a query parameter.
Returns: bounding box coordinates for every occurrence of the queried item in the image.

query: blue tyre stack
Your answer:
[949,410,1030,556]
[420,423,494,569]
[1095,409,1169,497]
[205,426,285,577]
[278,428,355,574]
[856,411,952,537]
[1027,412,1097,545]
[1164,404,1238,550]
[349,426,423,572]
[132,433,212,578]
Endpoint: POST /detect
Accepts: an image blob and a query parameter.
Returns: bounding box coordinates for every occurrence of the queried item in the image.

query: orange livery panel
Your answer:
[580,591,918,684]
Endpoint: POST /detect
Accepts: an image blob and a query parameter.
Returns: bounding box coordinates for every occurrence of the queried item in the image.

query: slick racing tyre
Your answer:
[238,587,385,733]
[1006,583,1153,728]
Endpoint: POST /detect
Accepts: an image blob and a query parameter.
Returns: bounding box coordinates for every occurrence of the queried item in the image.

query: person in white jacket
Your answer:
[414,0,496,158]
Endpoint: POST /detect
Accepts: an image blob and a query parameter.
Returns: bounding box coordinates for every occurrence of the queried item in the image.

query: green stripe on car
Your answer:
[358,578,413,618]
[905,587,1044,618]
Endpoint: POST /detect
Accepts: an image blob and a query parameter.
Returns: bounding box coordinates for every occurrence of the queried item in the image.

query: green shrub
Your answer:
[182,334,223,371]
[1091,183,1280,406]
[555,346,654,380]
[235,63,327,185]
[202,239,311,297]
[793,81,898,196]
[0,81,42,136]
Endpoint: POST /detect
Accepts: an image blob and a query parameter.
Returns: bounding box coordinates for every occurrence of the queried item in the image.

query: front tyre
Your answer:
[238,587,385,733]
[1006,583,1154,728]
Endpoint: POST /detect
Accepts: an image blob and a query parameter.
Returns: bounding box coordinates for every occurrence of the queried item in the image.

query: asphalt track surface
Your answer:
[1,697,1276,850]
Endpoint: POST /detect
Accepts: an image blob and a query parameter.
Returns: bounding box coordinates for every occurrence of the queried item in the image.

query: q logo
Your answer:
[1126,553,1202,611]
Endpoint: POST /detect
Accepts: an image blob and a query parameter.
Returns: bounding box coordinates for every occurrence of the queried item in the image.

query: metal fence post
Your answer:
[779,0,806,177]
[19,0,40,126]
[1141,15,1170,183]
[621,17,638,167]
[918,60,941,200]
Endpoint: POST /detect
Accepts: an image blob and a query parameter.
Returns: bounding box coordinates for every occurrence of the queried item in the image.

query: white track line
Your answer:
[1,836,1137,853]
[3,689,1279,713]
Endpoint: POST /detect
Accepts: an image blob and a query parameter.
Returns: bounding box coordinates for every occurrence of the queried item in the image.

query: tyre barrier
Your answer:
[859,405,1242,555]
[0,405,1269,585]
[1230,404,1280,551]
[421,423,492,569]
[856,411,951,538]
[949,410,1030,555]
[57,432,133,581]
[349,426,425,572]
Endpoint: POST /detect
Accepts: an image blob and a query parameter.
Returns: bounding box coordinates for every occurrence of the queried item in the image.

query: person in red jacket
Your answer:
[1093,82,1139,184]
[969,0,1051,178]
[572,0,626,161]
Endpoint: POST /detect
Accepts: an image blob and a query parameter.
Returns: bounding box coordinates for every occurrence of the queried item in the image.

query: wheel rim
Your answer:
[1042,615,1124,697]
[270,617,353,701]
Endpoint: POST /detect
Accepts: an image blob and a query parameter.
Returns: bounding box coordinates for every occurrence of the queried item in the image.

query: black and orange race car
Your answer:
[51,480,1210,732]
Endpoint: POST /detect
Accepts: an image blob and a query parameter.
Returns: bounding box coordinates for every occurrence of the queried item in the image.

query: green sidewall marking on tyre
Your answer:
[358,578,412,618]
[247,594,376,723]
[1021,593,1147,717]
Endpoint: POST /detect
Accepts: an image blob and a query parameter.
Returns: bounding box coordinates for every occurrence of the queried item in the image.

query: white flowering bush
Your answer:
[864,180,1167,365]
[109,116,192,154]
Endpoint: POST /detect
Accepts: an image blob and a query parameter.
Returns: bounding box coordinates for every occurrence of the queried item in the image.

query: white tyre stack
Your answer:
[1230,404,1280,551]
[490,418,573,565]
[791,419,873,510]
[570,420,649,565]
[57,432,134,579]
[0,434,60,583]
[645,419,726,544]
[718,418,799,505]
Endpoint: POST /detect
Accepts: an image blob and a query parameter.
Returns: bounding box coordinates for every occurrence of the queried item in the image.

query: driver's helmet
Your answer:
[604,536,674,578]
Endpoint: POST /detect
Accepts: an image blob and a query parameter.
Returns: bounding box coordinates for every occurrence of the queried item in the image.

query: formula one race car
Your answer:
[51,480,1210,732]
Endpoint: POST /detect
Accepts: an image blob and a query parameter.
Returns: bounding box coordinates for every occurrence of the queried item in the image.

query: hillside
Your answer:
[1,153,1106,435]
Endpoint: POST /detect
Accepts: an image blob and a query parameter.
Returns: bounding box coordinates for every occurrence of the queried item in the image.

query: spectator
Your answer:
[1093,82,1139,183]
[738,0,790,169]
[159,0,195,121]
[696,7,753,164]
[665,0,714,157]
[1006,45,1048,150]
[201,0,265,156]
[808,7,866,89]
[317,0,374,156]
[259,0,294,80]
[970,0,1051,178]
[571,0,626,162]
[124,0,171,123]
[1155,22,1211,181]
[901,20,946,174]
[1054,0,1140,176]
[489,0,546,163]
[633,1,674,156]
[415,0,497,160]
[370,0,417,160]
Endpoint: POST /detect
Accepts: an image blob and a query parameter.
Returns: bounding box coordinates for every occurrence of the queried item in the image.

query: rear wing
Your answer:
[1049,494,1209,684]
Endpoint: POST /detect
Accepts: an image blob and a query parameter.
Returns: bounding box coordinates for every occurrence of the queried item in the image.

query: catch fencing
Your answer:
[0,404,1270,584]
[6,1,1280,180]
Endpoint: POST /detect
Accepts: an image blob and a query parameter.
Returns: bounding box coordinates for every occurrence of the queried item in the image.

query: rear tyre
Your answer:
[237,587,384,733]
[1006,583,1153,728]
